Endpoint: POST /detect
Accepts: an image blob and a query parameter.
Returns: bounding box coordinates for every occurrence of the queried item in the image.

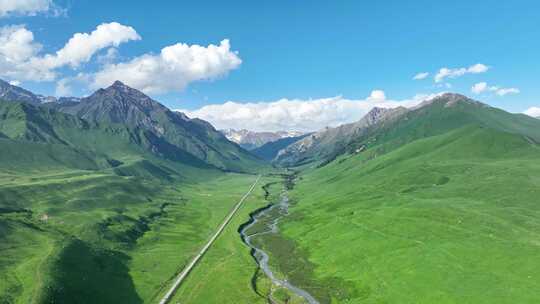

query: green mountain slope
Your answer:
[276,93,540,167]
[56,81,261,172]
[249,94,540,303]
[349,94,540,158]
[275,106,408,166]
[268,124,540,303]
[0,81,268,304]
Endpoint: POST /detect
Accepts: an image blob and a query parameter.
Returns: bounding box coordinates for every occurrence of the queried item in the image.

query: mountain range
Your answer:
[0,79,81,105]
[0,79,263,175]
[2,78,540,304]
[220,128,304,150]
[275,93,540,166]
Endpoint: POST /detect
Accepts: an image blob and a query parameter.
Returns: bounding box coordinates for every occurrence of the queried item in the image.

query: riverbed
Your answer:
[239,192,320,304]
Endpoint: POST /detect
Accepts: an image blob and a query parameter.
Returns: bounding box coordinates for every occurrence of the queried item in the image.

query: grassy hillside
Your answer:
[0,162,264,303]
[56,81,262,173]
[263,125,540,303]
[0,91,269,303]
[276,94,540,167]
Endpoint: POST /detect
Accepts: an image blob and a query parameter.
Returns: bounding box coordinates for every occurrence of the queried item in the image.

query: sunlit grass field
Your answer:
[0,162,262,303]
[170,176,281,303]
[264,126,540,303]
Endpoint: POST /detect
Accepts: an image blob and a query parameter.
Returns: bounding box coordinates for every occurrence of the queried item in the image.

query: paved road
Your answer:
[158,175,261,304]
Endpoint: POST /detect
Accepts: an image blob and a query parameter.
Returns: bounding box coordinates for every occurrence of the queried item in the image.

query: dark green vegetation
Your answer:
[0,80,268,303]
[257,94,540,303]
[252,133,310,161]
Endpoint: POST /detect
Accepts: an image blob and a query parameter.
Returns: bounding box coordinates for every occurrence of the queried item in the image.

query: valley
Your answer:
[1,3,539,303]
[0,80,272,303]
[1,82,539,304]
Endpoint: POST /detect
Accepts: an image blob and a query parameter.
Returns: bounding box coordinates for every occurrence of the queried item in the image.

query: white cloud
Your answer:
[8,79,20,86]
[413,72,429,80]
[90,39,241,94]
[471,81,519,96]
[0,22,139,82]
[495,87,519,96]
[179,91,442,132]
[55,78,71,96]
[468,63,489,73]
[471,82,488,94]
[435,63,489,82]
[524,107,540,117]
[0,25,40,61]
[0,0,56,17]
[33,22,140,69]
[0,24,50,80]
[368,90,386,101]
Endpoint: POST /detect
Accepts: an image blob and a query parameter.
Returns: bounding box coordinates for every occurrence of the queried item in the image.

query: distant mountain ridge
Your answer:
[275,105,408,165]
[252,133,310,161]
[220,128,304,150]
[275,93,540,167]
[0,79,80,105]
[0,79,263,173]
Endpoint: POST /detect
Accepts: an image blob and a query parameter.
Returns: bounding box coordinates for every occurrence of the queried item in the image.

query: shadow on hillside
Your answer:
[37,239,142,304]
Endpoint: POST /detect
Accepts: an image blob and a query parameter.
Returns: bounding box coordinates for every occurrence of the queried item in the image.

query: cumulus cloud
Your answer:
[368,89,386,101]
[471,82,488,94]
[471,82,519,96]
[413,72,429,80]
[90,39,242,94]
[495,87,520,96]
[524,107,540,117]
[0,25,50,80]
[179,91,443,132]
[435,63,489,82]
[0,22,139,82]
[0,22,238,94]
[33,22,140,69]
[0,0,56,17]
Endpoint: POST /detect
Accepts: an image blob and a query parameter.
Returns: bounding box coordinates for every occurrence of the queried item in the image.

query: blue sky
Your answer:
[1,0,539,131]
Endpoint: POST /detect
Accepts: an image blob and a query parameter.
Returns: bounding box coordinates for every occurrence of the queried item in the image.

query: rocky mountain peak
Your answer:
[85,80,161,111]
[104,80,145,96]
[112,80,127,87]
[0,79,41,105]
[413,92,487,110]
[365,107,391,122]
[108,80,135,93]
[220,128,305,150]
[363,106,407,126]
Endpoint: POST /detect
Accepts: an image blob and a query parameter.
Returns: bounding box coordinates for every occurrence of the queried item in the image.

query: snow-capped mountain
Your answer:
[220,128,304,150]
[0,79,81,105]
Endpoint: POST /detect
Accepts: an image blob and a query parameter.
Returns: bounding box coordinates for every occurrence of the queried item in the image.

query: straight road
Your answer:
[158,175,262,304]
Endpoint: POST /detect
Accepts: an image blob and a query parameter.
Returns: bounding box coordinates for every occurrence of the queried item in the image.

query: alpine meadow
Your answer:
[1,1,539,304]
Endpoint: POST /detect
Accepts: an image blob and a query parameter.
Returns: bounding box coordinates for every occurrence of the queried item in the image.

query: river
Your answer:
[239,192,320,304]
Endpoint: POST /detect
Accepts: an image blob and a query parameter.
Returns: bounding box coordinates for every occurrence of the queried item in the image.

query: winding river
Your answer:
[239,192,320,304]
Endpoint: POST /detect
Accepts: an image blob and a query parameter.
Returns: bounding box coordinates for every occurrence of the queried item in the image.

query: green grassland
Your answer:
[0,161,263,303]
[171,175,313,304]
[169,176,282,304]
[0,95,272,303]
[266,125,540,303]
